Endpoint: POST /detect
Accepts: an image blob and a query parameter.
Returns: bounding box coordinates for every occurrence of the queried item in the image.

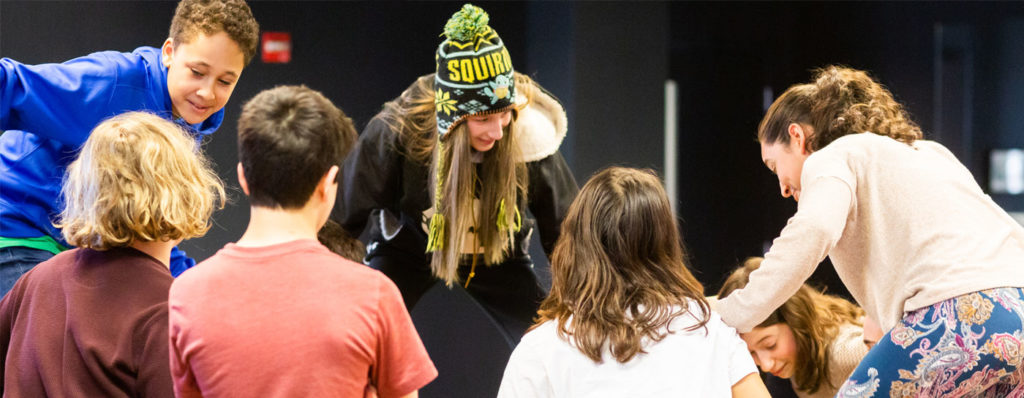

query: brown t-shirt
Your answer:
[0,247,174,398]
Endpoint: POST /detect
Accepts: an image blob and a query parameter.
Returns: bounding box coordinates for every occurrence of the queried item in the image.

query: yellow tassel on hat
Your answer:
[427,140,447,253]
[426,212,446,252]
[496,198,522,244]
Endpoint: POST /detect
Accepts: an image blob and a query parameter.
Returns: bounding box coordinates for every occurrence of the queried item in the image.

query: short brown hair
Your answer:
[169,0,259,65]
[58,112,226,249]
[237,85,357,209]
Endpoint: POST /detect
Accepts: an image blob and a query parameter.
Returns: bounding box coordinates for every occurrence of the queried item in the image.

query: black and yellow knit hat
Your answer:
[433,4,516,139]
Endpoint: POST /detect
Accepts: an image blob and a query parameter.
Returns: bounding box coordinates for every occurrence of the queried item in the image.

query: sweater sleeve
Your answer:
[527,151,578,256]
[827,324,869,390]
[335,117,405,237]
[716,175,853,332]
[0,52,130,147]
[169,247,195,278]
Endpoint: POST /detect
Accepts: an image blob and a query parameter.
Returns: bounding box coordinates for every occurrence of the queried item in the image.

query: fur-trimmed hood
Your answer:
[514,84,568,162]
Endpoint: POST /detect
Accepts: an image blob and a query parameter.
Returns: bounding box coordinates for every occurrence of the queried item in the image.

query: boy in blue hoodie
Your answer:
[0,0,259,293]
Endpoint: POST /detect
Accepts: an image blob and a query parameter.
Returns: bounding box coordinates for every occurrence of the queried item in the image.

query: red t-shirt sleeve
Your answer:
[168,299,202,398]
[372,277,438,398]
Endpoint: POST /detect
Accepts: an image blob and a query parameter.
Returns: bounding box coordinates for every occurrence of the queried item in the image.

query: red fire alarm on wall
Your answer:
[261,32,291,64]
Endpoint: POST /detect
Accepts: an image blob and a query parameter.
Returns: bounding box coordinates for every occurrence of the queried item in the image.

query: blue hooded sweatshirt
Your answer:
[0,46,225,276]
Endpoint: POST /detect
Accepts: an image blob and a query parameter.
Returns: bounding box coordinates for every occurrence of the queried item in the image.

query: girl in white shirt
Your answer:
[715,66,1024,396]
[498,167,769,398]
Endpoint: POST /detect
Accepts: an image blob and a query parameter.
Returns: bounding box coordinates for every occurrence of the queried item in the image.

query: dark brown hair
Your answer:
[536,167,710,364]
[237,85,356,209]
[718,257,864,394]
[317,219,366,263]
[758,66,923,151]
[169,0,260,65]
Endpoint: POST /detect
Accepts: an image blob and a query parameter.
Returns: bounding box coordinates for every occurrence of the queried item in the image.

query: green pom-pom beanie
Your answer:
[433,3,516,140]
[443,4,490,42]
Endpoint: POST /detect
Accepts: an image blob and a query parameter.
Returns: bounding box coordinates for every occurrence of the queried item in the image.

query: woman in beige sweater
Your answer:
[715,66,1024,396]
[719,258,869,398]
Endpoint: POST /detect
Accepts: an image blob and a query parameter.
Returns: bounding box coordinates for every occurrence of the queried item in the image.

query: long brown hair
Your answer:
[376,74,437,165]
[759,66,923,151]
[718,257,864,394]
[374,73,538,284]
[536,167,710,364]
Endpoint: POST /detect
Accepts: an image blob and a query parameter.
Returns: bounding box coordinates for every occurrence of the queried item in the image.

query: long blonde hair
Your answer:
[759,65,923,151]
[718,257,864,394]
[58,112,225,249]
[536,167,710,363]
[376,73,539,284]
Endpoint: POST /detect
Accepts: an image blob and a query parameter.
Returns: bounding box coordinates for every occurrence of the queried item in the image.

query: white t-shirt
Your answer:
[497,302,757,397]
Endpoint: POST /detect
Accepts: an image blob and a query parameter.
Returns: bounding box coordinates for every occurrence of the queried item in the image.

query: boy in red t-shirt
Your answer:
[168,85,437,398]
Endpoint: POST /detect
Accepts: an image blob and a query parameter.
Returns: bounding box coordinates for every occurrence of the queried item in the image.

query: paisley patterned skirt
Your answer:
[838,287,1024,398]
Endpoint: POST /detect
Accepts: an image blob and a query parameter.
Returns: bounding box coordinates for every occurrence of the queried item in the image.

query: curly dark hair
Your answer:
[758,66,923,151]
[169,0,259,65]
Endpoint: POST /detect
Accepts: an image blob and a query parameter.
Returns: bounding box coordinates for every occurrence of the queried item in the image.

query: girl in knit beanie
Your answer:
[336,3,577,347]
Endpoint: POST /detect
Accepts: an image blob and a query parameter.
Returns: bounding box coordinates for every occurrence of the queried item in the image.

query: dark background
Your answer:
[3,1,1023,396]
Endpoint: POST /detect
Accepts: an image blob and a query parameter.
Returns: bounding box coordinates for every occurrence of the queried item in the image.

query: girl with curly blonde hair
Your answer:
[0,112,224,397]
[715,66,1024,396]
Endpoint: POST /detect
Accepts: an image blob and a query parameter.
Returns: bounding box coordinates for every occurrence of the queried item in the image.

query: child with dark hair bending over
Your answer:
[498,167,769,397]
[317,219,366,263]
[715,66,1024,396]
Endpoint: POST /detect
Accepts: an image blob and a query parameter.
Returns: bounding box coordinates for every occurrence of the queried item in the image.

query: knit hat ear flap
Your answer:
[433,3,517,140]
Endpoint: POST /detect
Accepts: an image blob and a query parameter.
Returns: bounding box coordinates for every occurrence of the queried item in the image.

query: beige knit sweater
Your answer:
[795,323,867,398]
[718,133,1024,333]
